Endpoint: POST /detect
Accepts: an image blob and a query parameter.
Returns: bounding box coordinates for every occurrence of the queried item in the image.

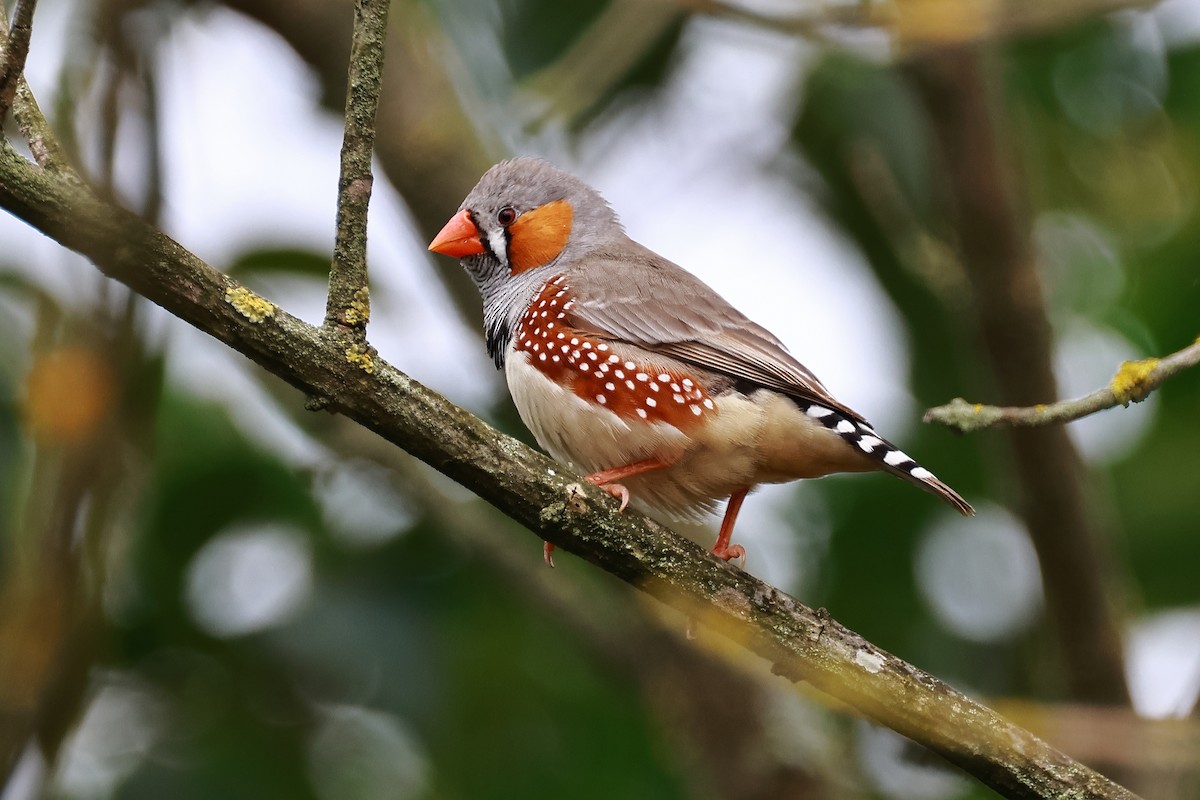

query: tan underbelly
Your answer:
[506,350,873,521]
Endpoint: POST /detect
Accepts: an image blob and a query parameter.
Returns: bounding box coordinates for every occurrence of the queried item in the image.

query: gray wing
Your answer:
[564,241,868,423]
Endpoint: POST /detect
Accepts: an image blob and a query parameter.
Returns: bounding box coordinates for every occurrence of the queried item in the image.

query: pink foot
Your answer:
[710,542,746,566]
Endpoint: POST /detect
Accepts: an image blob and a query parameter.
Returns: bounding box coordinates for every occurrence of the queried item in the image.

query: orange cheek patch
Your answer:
[508,199,573,274]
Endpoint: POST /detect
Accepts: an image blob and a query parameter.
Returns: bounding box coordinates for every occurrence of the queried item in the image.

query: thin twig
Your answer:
[0,0,36,123]
[324,0,389,335]
[0,133,1141,800]
[0,1,69,169]
[925,337,1200,433]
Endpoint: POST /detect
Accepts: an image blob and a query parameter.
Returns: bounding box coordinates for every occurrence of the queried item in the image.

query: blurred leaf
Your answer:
[226,249,331,282]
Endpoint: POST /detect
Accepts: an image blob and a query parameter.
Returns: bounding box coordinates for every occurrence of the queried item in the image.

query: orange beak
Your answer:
[428,209,486,258]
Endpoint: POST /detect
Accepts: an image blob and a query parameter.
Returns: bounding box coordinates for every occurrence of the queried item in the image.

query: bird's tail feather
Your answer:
[801,402,975,517]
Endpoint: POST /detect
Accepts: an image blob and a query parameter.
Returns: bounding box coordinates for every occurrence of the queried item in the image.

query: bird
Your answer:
[429,157,973,566]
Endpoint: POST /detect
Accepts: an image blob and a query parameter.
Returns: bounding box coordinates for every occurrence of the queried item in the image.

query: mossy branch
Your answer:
[925,338,1200,434]
[324,0,389,335]
[0,108,1141,800]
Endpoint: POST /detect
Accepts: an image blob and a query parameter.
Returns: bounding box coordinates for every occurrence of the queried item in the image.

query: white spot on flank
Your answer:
[582,342,592,349]
[636,373,648,382]
[854,648,886,673]
[625,380,635,390]
[538,300,546,308]
[556,313,565,319]
[605,382,615,391]
[552,356,560,362]
[571,338,579,345]
[596,394,606,404]
[646,397,656,407]
[702,398,714,409]
[670,383,681,392]
[580,363,590,371]
[547,322,555,329]
[836,420,855,433]
[533,328,541,336]
[557,333,565,339]
[884,450,911,467]
[539,353,546,361]
[682,378,693,387]
[523,340,532,348]
[588,352,598,361]
[597,343,609,351]
[608,355,619,363]
[657,374,670,382]
[636,408,648,419]
[673,394,685,403]
[690,404,702,416]
[615,370,625,379]
[625,361,636,370]
[649,382,660,392]
[911,466,933,480]
[807,405,833,419]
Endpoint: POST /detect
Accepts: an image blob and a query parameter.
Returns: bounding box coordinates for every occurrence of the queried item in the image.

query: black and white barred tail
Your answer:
[803,403,975,516]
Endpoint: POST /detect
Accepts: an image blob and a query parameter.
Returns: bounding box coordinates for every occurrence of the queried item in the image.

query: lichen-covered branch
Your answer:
[0,0,36,123]
[324,0,389,334]
[925,338,1200,433]
[0,121,1141,800]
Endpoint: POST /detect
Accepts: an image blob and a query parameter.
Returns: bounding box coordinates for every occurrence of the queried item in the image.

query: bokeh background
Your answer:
[1,0,1199,797]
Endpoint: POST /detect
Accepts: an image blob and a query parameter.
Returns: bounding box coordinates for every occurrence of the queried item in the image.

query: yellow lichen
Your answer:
[345,343,375,374]
[343,286,371,326]
[972,403,983,413]
[1110,357,1159,405]
[224,286,276,323]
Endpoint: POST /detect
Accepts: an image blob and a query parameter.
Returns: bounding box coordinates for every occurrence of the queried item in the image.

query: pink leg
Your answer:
[585,456,674,511]
[711,488,749,564]
[543,456,675,568]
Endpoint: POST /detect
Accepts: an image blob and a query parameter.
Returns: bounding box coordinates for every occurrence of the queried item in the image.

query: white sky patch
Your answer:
[1126,608,1200,717]
[1054,318,1156,464]
[916,506,1043,643]
[186,522,314,637]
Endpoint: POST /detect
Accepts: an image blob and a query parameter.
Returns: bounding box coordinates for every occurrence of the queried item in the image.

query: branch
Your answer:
[0,132,1140,800]
[926,338,1200,433]
[0,5,68,170]
[677,0,1159,47]
[0,0,36,123]
[910,49,1130,705]
[324,0,389,335]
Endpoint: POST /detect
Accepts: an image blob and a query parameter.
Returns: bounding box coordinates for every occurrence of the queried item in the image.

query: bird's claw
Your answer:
[543,541,556,568]
[711,542,746,567]
[592,481,630,512]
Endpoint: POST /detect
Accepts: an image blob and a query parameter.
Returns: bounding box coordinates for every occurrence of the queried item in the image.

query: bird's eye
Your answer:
[497,207,518,226]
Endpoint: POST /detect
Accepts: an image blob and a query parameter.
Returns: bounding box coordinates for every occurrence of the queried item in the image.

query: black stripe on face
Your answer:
[469,210,496,260]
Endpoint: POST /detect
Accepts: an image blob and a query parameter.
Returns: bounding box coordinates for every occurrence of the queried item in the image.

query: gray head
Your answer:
[429,157,626,366]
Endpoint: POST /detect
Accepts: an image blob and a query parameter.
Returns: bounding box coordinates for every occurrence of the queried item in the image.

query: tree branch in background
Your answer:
[926,337,1200,433]
[910,49,1130,706]
[678,0,1158,48]
[325,0,389,335]
[0,80,1140,800]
